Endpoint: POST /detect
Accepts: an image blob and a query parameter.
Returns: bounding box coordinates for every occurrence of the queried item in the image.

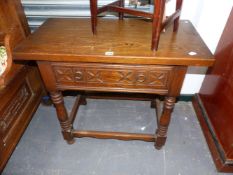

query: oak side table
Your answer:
[13,18,214,149]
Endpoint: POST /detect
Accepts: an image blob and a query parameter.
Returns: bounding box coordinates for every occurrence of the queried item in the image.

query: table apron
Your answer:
[53,62,175,94]
[37,61,187,96]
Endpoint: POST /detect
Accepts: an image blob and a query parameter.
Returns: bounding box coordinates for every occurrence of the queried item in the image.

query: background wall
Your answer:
[21,0,233,94]
[181,0,232,53]
[180,0,232,94]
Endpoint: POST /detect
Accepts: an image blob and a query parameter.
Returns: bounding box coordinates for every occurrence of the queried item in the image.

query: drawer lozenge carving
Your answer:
[52,63,173,91]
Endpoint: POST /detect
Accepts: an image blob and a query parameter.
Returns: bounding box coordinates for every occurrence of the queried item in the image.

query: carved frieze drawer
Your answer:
[52,63,174,94]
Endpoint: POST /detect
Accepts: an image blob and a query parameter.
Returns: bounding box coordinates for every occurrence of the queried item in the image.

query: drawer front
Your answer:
[51,63,174,94]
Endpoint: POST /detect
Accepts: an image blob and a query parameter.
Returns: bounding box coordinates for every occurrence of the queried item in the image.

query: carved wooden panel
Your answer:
[52,63,174,94]
[0,81,32,134]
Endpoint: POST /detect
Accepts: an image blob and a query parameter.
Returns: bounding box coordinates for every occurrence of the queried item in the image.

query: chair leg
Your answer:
[151,0,166,51]
[90,0,97,34]
[118,0,124,20]
[151,27,160,51]
[173,0,183,32]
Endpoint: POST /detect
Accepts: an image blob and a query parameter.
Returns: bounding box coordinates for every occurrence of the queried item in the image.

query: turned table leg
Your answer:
[50,91,75,144]
[155,96,176,149]
[80,95,87,105]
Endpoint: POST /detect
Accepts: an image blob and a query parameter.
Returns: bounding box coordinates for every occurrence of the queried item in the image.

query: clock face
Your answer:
[0,46,7,76]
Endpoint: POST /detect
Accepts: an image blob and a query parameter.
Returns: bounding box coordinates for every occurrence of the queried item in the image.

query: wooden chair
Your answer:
[89,0,183,51]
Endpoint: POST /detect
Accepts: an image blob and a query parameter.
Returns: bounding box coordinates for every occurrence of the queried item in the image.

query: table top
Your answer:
[13,18,214,66]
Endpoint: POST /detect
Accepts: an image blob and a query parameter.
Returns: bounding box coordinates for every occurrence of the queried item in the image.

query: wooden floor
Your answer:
[3,97,228,175]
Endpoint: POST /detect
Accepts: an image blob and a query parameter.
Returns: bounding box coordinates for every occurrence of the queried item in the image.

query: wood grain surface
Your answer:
[13,18,214,66]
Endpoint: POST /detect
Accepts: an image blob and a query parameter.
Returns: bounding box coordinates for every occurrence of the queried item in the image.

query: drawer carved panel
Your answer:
[0,82,32,133]
[52,63,174,92]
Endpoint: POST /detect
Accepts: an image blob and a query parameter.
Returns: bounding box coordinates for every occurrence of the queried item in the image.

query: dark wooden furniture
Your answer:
[193,8,233,172]
[89,0,183,50]
[0,0,44,172]
[0,0,29,88]
[13,18,214,149]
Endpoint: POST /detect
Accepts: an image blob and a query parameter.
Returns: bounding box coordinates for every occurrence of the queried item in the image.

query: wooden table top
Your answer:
[13,18,214,66]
